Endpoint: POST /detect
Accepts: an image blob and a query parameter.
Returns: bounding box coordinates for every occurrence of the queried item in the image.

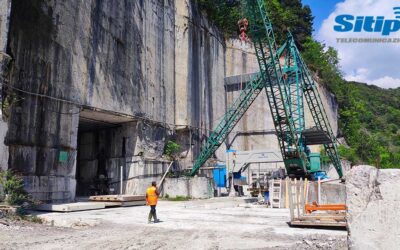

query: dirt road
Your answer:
[0,198,347,249]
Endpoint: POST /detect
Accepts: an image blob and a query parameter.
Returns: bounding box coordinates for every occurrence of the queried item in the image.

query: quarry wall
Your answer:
[0,0,341,202]
[0,0,10,171]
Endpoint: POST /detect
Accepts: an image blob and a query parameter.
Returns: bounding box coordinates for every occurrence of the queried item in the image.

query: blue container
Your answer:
[213,166,226,187]
[264,191,270,202]
[233,172,241,179]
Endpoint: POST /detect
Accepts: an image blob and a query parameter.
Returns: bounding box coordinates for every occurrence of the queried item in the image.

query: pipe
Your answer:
[120,165,123,195]
[318,177,321,204]
[158,161,174,188]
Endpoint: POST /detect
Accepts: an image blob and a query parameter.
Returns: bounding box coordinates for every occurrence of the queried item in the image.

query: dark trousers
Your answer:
[148,205,157,221]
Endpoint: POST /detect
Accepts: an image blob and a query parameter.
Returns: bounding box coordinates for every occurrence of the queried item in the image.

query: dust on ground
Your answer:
[0,197,347,250]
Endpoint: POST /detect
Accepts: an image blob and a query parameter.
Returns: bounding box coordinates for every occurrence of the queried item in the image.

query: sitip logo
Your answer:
[334,7,400,36]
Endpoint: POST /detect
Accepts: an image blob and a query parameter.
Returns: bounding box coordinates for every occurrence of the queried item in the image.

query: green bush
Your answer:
[165,195,191,201]
[0,170,30,206]
[164,140,181,159]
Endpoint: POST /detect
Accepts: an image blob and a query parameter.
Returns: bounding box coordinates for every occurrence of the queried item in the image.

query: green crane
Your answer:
[292,38,344,178]
[242,0,309,176]
[190,0,343,178]
[189,73,264,176]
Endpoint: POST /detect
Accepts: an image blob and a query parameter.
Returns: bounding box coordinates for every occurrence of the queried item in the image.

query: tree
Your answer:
[196,0,314,45]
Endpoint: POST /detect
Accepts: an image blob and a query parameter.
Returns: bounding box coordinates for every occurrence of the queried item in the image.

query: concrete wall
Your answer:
[162,176,213,199]
[224,40,281,156]
[346,165,400,250]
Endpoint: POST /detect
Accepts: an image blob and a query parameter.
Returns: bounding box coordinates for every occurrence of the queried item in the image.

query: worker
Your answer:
[237,18,249,42]
[146,181,159,223]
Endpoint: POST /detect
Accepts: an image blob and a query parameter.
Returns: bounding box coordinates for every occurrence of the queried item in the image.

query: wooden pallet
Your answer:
[0,205,17,213]
[290,220,347,228]
[287,178,347,228]
[89,195,146,202]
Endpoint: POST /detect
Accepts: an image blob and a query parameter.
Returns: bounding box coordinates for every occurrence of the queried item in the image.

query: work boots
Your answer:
[148,212,159,223]
[153,213,159,223]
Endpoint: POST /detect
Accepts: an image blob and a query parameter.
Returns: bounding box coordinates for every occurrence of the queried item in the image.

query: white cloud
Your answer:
[316,0,400,89]
[346,68,400,89]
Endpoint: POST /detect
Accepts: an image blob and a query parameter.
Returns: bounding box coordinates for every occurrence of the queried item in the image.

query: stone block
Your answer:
[35,202,105,212]
[35,147,57,176]
[24,176,76,202]
[9,145,36,174]
[162,177,213,199]
[190,176,213,199]
[346,165,400,250]
[56,149,77,177]
[23,175,39,193]
[163,177,190,198]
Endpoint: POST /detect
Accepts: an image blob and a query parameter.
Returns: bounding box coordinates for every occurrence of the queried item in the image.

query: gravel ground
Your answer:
[0,198,347,250]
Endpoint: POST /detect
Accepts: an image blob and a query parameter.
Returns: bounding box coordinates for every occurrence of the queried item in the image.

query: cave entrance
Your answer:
[76,108,134,197]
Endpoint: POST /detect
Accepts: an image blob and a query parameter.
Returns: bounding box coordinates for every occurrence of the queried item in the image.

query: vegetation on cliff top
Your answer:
[196,0,313,47]
[198,0,400,168]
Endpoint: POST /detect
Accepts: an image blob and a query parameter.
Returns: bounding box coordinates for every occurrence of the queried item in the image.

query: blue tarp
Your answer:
[311,171,329,180]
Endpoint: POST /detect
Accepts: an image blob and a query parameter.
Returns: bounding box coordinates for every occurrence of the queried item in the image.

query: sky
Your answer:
[303,0,400,89]
[302,0,339,32]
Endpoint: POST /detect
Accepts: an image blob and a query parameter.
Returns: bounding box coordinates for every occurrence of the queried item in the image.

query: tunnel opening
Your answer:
[76,108,134,197]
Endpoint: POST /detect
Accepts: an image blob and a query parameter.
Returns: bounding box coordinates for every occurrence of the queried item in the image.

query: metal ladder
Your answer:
[270,179,282,208]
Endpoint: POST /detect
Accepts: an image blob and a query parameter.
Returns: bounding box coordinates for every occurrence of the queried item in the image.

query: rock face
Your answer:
[0,0,10,171]
[1,0,228,202]
[0,0,342,202]
[346,165,400,250]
